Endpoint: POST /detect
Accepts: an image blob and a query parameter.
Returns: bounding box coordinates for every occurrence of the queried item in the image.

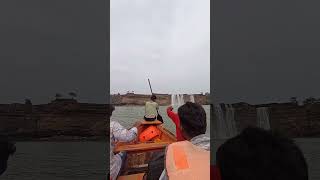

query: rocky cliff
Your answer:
[216,102,320,138]
[0,99,110,140]
[111,93,210,105]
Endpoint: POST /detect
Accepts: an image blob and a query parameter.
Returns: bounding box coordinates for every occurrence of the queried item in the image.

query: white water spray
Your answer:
[256,107,270,130]
[189,94,195,103]
[171,94,185,108]
[171,94,176,106]
[213,104,238,139]
[214,104,228,138]
[225,104,237,137]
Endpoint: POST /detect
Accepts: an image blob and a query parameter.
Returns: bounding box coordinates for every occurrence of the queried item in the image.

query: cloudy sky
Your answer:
[110,0,210,95]
[3,0,319,105]
[213,0,320,104]
[0,0,107,104]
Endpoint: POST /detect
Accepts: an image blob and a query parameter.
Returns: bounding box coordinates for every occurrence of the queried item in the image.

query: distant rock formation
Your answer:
[213,102,320,138]
[0,99,110,140]
[111,93,210,106]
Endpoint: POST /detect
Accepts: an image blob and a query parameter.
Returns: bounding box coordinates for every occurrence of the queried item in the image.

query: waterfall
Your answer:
[180,94,185,105]
[213,104,238,139]
[171,94,185,109]
[189,94,195,103]
[176,94,184,106]
[225,104,237,137]
[256,107,270,130]
[181,94,185,104]
[214,104,228,138]
[171,94,177,106]
[177,94,181,105]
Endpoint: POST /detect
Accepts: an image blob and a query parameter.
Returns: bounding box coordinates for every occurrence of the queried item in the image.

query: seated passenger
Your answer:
[159,102,210,180]
[216,127,308,180]
[144,95,163,123]
[109,105,141,180]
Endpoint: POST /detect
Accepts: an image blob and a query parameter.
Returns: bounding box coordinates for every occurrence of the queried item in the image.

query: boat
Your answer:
[115,120,177,180]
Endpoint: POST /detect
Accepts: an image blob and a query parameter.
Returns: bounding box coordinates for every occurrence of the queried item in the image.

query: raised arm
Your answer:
[166,106,179,125]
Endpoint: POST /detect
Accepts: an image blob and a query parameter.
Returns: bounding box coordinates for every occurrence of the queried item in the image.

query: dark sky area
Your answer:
[2,0,320,105]
[213,0,320,104]
[0,0,107,104]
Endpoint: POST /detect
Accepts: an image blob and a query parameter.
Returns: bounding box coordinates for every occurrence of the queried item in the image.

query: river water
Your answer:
[2,142,107,180]
[111,105,211,135]
[2,105,320,179]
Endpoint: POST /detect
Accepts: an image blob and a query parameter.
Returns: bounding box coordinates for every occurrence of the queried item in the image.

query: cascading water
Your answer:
[180,94,185,105]
[171,94,185,109]
[225,104,237,137]
[213,104,238,139]
[189,94,195,103]
[256,107,270,130]
[214,104,228,138]
[171,94,177,106]
[177,94,181,105]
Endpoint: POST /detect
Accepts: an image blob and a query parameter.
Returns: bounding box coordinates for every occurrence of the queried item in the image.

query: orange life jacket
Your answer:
[139,125,161,142]
[165,141,210,180]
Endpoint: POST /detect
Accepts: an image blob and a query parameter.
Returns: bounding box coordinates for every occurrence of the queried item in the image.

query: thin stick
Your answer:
[148,79,153,94]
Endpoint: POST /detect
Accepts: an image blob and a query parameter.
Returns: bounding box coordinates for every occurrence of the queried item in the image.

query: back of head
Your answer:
[216,127,308,180]
[151,95,157,101]
[178,102,207,139]
[0,136,16,175]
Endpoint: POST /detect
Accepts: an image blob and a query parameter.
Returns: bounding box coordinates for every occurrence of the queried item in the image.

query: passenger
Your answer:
[109,105,141,180]
[159,102,210,180]
[144,95,163,123]
[0,136,16,176]
[166,106,185,141]
[216,127,308,180]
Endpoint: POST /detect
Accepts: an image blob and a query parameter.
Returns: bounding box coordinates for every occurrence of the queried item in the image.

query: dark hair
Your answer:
[107,104,115,119]
[177,102,207,138]
[216,127,308,180]
[151,95,157,101]
[0,136,16,175]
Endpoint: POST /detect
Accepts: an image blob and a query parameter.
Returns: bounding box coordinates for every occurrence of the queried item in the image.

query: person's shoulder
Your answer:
[168,140,189,148]
[110,121,120,128]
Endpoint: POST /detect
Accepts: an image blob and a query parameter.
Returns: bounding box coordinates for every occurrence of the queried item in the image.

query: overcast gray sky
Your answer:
[110,0,210,95]
[213,0,320,104]
[0,0,107,104]
[3,0,319,105]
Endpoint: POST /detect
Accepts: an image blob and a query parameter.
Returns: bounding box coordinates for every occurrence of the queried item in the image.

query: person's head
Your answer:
[151,95,157,102]
[177,102,207,140]
[0,136,16,175]
[216,127,308,180]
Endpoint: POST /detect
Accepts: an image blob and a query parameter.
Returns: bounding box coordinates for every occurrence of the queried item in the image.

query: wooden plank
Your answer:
[114,141,171,153]
[140,120,162,125]
[117,173,145,180]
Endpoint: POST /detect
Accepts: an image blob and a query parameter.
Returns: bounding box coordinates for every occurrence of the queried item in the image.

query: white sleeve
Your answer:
[159,169,168,180]
[111,121,137,142]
